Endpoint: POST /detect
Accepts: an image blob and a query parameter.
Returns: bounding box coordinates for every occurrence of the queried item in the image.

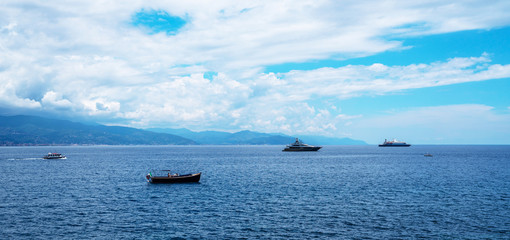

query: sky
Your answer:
[1,0,510,144]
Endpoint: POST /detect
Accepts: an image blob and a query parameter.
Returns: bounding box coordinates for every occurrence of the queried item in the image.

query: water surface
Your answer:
[0,145,509,239]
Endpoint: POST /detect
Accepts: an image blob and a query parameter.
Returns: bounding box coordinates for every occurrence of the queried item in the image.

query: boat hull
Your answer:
[378,144,411,147]
[147,173,201,183]
[283,146,322,151]
[43,155,66,159]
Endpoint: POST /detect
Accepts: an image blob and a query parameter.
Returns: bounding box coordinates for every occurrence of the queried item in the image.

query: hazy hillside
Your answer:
[0,115,195,146]
[147,128,294,144]
[0,115,367,146]
[147,128,367,145]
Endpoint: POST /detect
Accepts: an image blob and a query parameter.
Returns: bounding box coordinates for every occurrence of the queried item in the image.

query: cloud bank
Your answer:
[1,0,510,141]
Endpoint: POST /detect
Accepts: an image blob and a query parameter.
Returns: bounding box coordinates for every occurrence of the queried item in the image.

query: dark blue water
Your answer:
[0,145,509,239]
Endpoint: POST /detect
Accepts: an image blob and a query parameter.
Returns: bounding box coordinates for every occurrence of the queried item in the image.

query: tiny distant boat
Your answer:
[43,152,66,159]
[283,138,322,151]
[146,170,201,183]
[378,139,411,147]
[424,153,433,157]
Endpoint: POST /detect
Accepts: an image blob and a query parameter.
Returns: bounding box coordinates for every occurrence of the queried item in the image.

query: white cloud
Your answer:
[2,0,510,76]
[209,56,510,135]
[41,91,73,109]
[117,73,252,128]
[277,54,510,100]
[0,79,41,109]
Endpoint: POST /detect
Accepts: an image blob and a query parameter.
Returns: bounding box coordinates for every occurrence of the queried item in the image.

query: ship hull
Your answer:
[378,144,411,147]
[283,146,322,151]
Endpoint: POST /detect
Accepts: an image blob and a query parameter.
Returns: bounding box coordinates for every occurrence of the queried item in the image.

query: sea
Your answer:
[0,145,509,239]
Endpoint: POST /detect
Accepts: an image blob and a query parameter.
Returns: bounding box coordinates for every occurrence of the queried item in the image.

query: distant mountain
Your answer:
[147,128,294,144]
[147,128,367,145]
[0,115,367,146]
[0,115,195,146]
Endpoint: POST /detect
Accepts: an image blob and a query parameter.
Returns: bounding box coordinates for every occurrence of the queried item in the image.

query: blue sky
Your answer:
[1,1,510,144]
[132,9,187,35]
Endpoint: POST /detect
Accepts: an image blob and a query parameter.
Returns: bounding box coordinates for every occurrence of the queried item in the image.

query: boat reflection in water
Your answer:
[146,170,201,183]
[283,138,322,152]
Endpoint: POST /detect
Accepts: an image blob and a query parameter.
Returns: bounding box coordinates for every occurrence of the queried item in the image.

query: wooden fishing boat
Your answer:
[146,171,201,183]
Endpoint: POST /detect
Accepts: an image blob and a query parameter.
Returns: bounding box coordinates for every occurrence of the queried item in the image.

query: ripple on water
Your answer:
[0,145,509,239]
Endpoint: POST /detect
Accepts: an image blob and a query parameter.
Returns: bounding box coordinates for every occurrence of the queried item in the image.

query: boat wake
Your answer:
[7,157,42,161]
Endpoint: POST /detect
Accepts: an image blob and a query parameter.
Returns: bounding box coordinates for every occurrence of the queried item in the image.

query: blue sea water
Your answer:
[0,145,509,239]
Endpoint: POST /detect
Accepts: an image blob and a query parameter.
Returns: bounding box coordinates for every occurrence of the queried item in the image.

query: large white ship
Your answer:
[378,139,411,147]
[283,138,322,151]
